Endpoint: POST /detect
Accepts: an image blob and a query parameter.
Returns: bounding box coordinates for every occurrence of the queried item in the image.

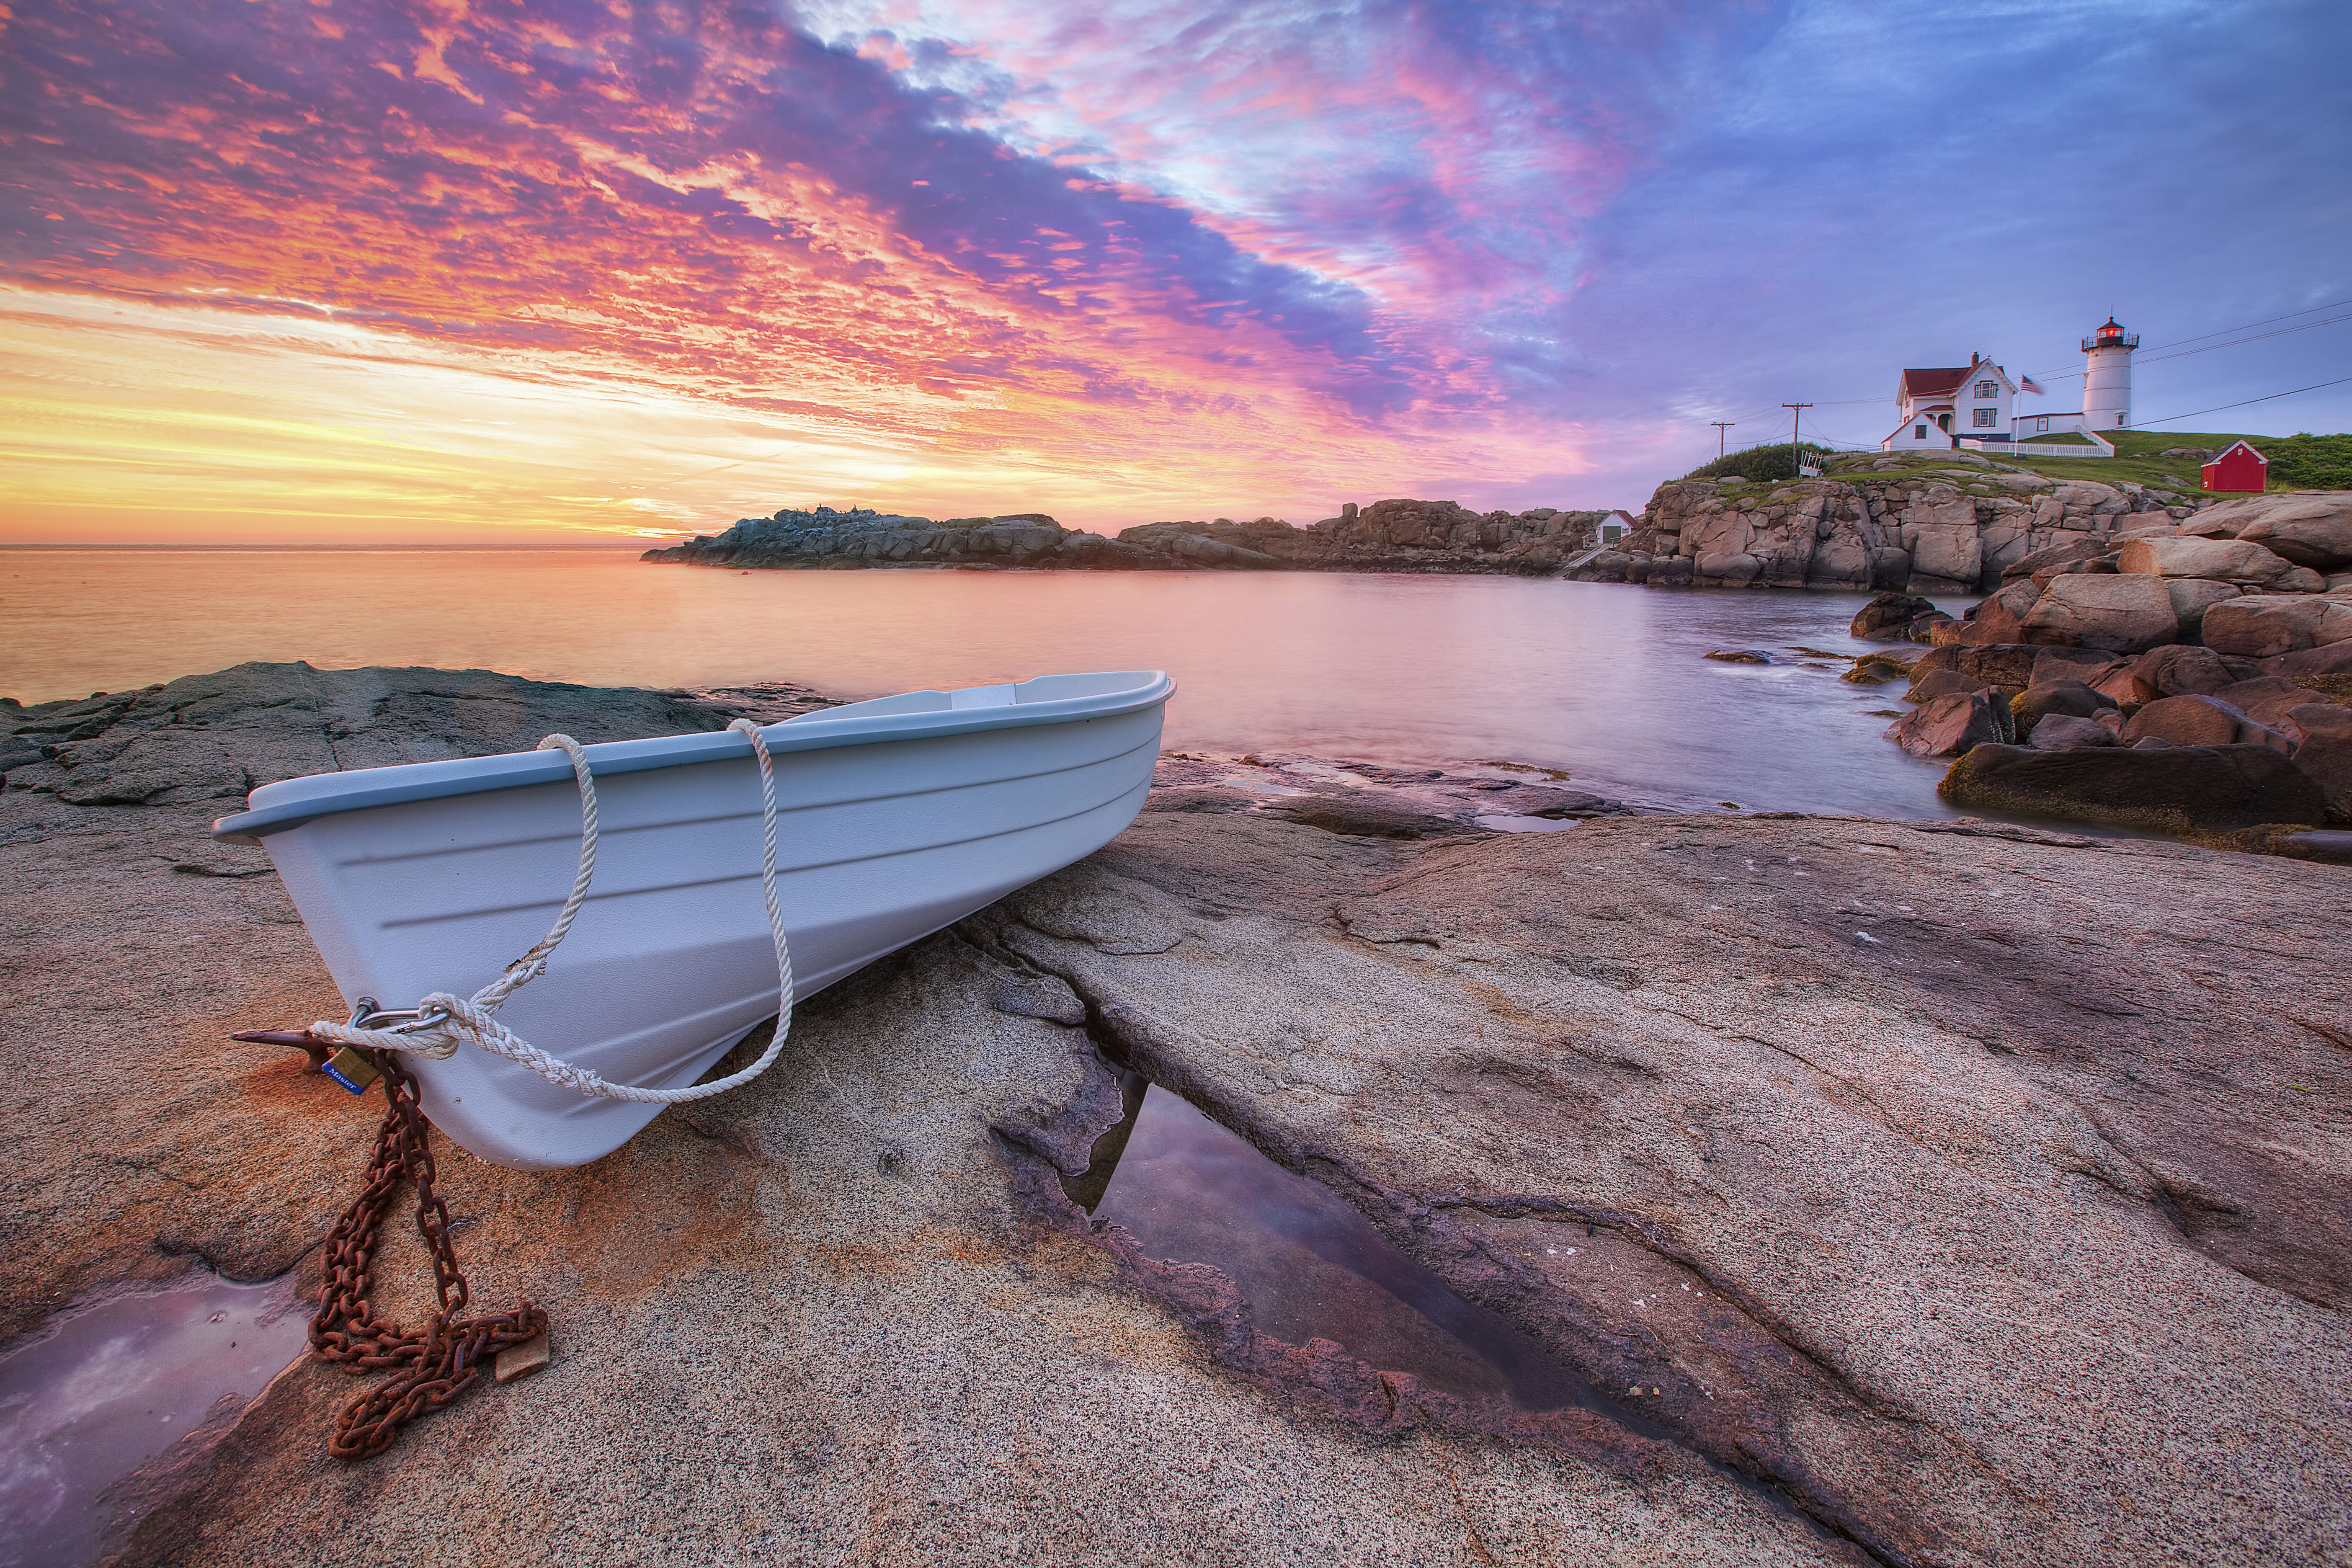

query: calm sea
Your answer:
[2,549,1959,818]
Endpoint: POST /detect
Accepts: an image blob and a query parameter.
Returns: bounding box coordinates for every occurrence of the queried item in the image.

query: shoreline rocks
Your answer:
[1844,493,2352,836]
[1588,454,2205,595]
[4,662,2347,1566]
[642,500,1631,577]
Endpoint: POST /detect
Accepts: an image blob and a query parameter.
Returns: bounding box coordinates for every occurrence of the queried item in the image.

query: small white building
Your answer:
[1879,355,2016,451]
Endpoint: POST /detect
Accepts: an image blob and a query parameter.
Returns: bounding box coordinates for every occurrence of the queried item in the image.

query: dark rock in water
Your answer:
[1908,642,2041,691]
[1703,648,1779,665]
[1850,591,1938,640]
[1885,692,2007,757]
[1940,742,2327,831]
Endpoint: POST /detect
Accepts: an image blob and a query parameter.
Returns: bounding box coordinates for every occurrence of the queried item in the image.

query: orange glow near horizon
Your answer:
[0,0,1669,545]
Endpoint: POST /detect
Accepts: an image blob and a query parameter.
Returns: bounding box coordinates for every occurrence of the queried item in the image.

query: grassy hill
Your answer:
[1778,429,2351,494]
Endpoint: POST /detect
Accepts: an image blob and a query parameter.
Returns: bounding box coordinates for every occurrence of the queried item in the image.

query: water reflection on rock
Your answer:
[0,1273,309,1568]
[1072,1080,1595,1412]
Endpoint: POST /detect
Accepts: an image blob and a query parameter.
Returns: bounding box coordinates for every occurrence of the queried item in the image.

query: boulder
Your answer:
[1969,580,2044,645]
[2202,594,2352,658]
[2268,640,2352,680]
[2002,537,2115,582]
[2019,574,2179,653]
[2207,492,2352,570]
[1850,592,1940,640]
[2030,647,2123,688]
[1939,743,2328,833]
[1908,643,2041,690]
[2122,695,2289,753]
[2029,714,2117,751]
[2288,706,2352,822]
[1885,692,2007,758]
[2129,645,2249,702]
[1909,668,1995,701]
[2115,536,2326,592]
[2165,578,2241,635]
[2215,678,2337,736]
[2010,679,2115,742]
[1695,551,1762,586]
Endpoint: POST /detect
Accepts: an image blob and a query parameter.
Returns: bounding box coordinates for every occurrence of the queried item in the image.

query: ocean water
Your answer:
[3,549,1956,817]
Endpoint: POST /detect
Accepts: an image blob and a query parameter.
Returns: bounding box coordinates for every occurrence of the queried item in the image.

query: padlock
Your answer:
[322,1047,380,1095]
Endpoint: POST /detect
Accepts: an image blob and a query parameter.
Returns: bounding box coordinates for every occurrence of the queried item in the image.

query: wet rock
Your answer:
[1908,643,2041,690]
[2202,593,2352,658]
[1885,692,2006,757]
[2019,574,2180,652]
[1849,591,1938,640]
[1703,648,1780,665]
[1939,742,2327,832]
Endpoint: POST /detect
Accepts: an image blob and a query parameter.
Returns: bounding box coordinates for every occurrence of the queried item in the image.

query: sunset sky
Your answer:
[3,0,2348,544]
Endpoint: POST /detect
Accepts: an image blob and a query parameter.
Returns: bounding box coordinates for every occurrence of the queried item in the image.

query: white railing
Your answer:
[1962,431,2115,459]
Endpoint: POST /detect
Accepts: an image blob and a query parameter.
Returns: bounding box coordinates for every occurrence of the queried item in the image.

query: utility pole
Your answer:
[1782,402,1812,460]
[1710,421,1735,458]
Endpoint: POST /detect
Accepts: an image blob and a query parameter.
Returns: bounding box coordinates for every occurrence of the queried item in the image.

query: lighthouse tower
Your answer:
[2082,316,2138,430]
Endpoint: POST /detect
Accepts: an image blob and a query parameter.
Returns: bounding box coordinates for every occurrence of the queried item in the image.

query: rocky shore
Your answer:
[4,663,2348,1566]
[1581,451,2208,595]
[640,500,1630,576]
[1831,491,2352,836]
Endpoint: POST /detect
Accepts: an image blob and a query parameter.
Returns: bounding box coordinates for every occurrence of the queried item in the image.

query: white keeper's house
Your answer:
[1877,317,2139,454]
[1880,355,2016,451]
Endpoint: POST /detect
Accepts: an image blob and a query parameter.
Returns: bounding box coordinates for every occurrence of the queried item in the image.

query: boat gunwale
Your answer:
[211,671,1173,842]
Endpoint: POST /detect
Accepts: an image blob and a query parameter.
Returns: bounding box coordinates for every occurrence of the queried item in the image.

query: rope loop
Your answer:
[308,722,794,1104]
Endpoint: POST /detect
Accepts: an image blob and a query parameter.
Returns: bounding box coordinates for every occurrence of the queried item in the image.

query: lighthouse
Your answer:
[2082,316,2138,430]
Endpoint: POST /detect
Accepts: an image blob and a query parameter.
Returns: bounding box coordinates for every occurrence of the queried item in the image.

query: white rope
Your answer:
[308,722,795,1104]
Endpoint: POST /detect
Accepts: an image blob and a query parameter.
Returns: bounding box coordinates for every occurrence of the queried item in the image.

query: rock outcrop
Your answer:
[1853,495,2352,832]
[5,665,2347,1567]
[641,501,1627,576]
[1591,454,2204,594]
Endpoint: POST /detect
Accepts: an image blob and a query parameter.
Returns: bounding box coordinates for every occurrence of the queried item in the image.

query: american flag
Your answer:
[2020,377,2046,395]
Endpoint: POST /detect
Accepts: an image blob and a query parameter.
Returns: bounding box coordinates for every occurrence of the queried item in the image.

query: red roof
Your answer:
[1899,366,1973,399]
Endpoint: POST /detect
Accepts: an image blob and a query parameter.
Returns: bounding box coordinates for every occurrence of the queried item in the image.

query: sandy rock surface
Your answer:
[4,666,2349,1568]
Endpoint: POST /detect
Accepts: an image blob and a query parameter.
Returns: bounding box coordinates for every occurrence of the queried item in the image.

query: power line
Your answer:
[2130,373,2352,428]
[2025,297,2352,380]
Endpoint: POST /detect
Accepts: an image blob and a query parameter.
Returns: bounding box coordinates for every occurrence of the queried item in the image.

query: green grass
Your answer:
[1683,442,1838,482]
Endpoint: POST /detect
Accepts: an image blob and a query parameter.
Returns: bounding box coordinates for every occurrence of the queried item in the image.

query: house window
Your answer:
[2035,417,2048,433]
[1915,424,1928,440]
[1975,380,1998,398]
[1973,407,1997,428]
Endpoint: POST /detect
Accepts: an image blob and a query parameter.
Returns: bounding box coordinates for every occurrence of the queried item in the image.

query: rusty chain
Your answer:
[309,1048,548,1461]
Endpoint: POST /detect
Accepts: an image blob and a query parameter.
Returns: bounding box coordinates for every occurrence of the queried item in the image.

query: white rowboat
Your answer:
[213,671,1173,1169]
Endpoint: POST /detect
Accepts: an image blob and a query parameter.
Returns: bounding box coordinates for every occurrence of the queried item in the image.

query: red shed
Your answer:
[2202,440,2268,493]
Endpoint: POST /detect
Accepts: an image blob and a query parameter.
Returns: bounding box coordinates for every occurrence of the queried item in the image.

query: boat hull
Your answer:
[232,681,1167,1168]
